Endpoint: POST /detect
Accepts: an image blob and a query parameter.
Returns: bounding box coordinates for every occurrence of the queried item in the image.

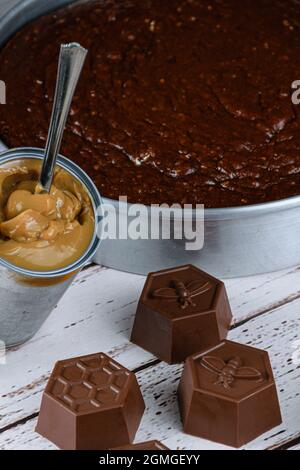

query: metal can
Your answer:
[0,147,102,348]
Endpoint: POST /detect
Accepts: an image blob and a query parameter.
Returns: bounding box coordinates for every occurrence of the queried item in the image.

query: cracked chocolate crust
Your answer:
[0,0,299,207]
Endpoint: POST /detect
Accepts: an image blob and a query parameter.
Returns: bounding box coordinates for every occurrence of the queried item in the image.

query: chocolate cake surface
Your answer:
[0,0,299,207]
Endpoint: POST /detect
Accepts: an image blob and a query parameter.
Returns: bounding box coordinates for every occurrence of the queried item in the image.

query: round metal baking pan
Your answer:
[1,0,299,278]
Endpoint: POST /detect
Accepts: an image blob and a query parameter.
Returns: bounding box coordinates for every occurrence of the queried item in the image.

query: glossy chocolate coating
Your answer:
[0,0,299,207]
[113,440,169,450]
[131,265,232,364]
[178,340,282,448]
[36,352,145,449]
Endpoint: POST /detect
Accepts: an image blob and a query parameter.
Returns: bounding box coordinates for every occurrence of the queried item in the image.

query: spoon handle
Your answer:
[40,42,87,192]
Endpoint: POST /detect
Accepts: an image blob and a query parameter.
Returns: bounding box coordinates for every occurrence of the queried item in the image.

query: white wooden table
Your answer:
[1,263,300,450]
[1,0,300,452]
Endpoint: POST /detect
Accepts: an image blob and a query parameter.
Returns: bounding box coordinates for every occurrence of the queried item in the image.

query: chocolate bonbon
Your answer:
[113,441,169,450]
[36,353,145,449]
[131,265,232,364]
[178,340,282,447]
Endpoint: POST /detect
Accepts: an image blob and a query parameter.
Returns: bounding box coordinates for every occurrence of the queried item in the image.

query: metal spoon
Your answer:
[39,42,87,193]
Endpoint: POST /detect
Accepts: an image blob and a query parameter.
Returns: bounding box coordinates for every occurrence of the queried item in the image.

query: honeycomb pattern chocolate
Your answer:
[48,354,130,412]
[36,353,145,450]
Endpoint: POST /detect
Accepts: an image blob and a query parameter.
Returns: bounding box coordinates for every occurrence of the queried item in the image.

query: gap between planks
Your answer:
[269,434,300,450]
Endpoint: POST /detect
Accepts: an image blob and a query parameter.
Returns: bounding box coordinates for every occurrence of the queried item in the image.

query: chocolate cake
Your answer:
[0,0,299,207]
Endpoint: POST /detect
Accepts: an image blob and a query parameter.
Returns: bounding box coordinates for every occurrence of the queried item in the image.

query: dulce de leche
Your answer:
[0,159,95,271]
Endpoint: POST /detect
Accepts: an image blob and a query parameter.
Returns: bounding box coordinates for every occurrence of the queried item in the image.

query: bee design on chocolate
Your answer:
[201,356,263,389]
[152,278,212,309]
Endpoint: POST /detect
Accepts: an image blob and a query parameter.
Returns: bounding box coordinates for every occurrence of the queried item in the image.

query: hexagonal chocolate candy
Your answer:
[178,340,282,448]
[131,265,232,363]
[36,353,145,449]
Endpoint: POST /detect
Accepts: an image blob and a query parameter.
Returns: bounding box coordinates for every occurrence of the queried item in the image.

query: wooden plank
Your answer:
[1,264,300,432]
[1,291,300,450]
[287,443,300,450]
[226,265,300,326]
